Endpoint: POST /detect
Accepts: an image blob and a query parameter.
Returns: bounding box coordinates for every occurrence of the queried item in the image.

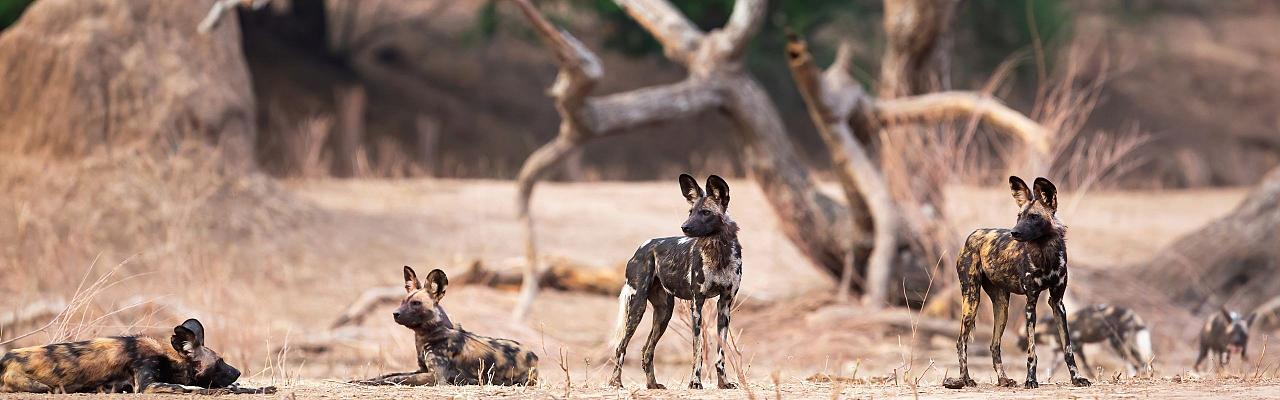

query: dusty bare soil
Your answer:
[5,178,1275,398]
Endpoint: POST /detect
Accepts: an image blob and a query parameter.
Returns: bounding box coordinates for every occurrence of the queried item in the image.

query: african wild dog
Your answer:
[943,176,1090,389]
[356,267,538,386]
[1194,308,1254,372]
[1021,304,1154,378]
[0,319,256,394]
[609,174,741,390]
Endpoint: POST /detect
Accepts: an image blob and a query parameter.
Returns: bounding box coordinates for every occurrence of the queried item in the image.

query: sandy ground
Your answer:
[3,178,1271,398]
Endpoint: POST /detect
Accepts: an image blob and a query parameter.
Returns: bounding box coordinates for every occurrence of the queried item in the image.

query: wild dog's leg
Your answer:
[1050,287,1090,387]
[984,284,1015,387]
[1194,345,1208,372]
[714,290,738,389]
[688,295,706,389]
[943,251,981,389]
[642,289,675,389]
[610,258,654,387]
[0,372,53,393]
[1023,290,1041,388]
[1107,335,1136,376]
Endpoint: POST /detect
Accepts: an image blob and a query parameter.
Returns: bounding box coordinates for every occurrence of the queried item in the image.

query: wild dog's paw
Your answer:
[996,377,1017,387]
[942,377,975,389]
[1071,377,1091,387]
[1023,379,1039,389]
[689,381,704,389]
[719,382,738,389]
[647,382,666,389]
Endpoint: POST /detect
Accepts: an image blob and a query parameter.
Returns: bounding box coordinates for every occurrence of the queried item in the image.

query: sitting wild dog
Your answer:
[944,176,1091,389]
[610,174,741,390]
[1021,304,1154,378]
[1194,308,1254,372]
[356,267,538,386]
[0,319,264,394]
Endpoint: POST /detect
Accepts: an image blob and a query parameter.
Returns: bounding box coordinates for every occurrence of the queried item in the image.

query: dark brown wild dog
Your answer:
[1022,304,1154,377]
[356,267,538,386]
[609,174,741,390]
[943,176,1091,389]
[0,319,266,394]
[1194,308,1253,372]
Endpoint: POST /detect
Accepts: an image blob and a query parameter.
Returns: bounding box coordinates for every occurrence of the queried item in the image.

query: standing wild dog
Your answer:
[356,267,538,386]
[1021,304,1154,377]
[1194,308,1254,372]
[0,319,260,394]
[943,176,1091,389]
[610,174,741,390]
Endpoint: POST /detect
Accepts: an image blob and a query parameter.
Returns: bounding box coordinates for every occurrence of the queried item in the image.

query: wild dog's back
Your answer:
[1,337,181,393]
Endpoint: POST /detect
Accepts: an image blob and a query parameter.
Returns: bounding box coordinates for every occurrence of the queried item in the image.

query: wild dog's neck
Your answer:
[410,306,457,342]
[694,215,739,269]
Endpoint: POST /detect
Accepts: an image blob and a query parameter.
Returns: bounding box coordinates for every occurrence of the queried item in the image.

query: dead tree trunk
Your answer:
[510,0,1054,319]
[1133,167,1280,312]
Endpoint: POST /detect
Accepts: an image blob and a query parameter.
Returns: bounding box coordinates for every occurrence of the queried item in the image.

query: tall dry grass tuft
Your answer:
[282,116,333,179]
[0,140,318,377]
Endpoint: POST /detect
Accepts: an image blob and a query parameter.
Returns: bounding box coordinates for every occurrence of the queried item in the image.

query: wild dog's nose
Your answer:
[392,311,401,318]
[681,225,693,234]
[1010,230,1024,240]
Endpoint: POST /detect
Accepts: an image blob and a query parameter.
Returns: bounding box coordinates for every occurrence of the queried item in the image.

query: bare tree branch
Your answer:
[582,80,723,133]
[872,92,1053,154]
[710,0,767,61]
[614,0,706,64]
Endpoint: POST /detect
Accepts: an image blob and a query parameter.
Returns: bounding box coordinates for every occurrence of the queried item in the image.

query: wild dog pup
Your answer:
[1194,308,1254,372]
[357,267,538,386]
[944,176,1090,389]
[609,174,741,390]
[1022,304,1154,377]
[0,319,260,394]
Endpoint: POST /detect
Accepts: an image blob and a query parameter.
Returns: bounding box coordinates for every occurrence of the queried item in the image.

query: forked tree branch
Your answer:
[710,0,767,61]
[787,36,899,308]
[510,0,722,321]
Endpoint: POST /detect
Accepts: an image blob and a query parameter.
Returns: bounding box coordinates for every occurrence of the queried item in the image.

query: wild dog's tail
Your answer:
[609,282,637,351]
[1133,328,1154,372]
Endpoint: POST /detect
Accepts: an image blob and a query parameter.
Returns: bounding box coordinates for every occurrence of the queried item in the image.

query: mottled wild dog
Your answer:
[1195,308,1254,372]
[0,319,250,393]
[1022,304,1154,377]
[943,176,1091,389]
[356,267,538,386]
[610,174,741,390]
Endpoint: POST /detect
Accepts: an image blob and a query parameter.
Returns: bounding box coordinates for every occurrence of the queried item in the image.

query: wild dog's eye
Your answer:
[699,209,712,216]
[411,300,423,307]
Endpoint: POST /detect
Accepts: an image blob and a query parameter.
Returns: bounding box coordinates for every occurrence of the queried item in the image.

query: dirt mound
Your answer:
[0,0,255,168]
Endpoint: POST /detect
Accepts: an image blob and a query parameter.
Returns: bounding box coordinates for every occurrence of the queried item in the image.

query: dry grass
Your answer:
[1,144,1273,397]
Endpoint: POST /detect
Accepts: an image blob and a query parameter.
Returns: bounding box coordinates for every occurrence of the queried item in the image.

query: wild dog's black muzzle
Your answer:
[196,359,241,388]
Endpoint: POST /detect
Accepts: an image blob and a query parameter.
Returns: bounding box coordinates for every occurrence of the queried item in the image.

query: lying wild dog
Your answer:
[1021,304,1154,378]
[944,176,1090,389]
[1194,308,1254,372]
[610,174,741,390]
[355,267,538,386]
[0,319,270,394]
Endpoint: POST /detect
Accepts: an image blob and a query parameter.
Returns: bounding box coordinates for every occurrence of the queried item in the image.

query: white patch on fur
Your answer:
[699,249,742,292]
[1134,328,1154,372]
[678,237,692,245]
[610,283,637,348]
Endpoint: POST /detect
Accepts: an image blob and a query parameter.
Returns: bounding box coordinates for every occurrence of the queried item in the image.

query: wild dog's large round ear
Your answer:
[705,175,730,210]
[1009,176,1032,208]
[404,266,423,293]
[172,318,205,354]
[1220,306,1235,322]
[1247,312,1258,328]
[679,174,704,205]
[1033,177,1058,211]
[425,268,449,301]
